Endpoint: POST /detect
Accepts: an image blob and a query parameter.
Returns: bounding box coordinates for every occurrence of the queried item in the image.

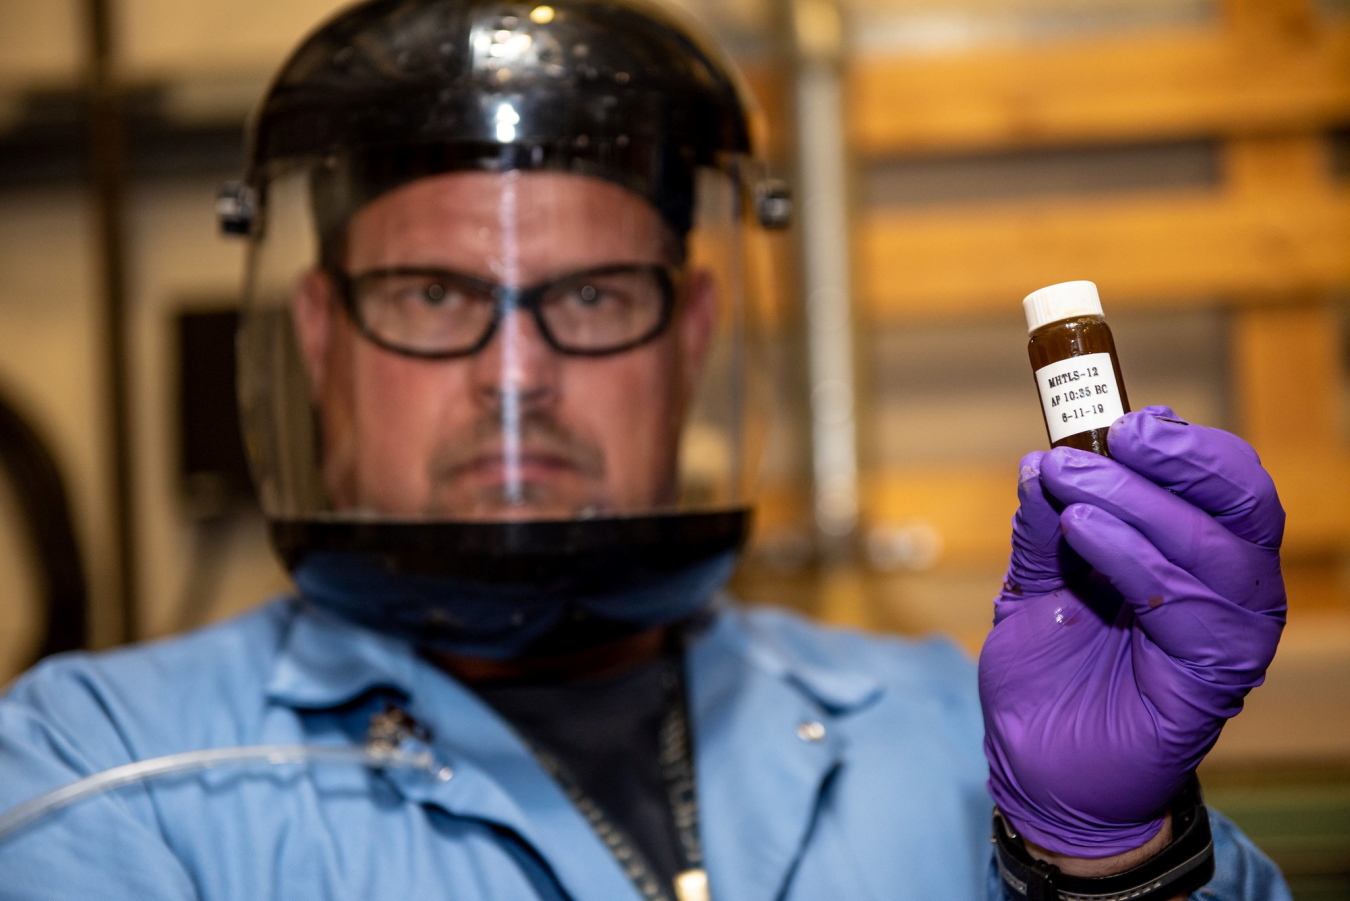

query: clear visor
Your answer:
[239,154,765,526]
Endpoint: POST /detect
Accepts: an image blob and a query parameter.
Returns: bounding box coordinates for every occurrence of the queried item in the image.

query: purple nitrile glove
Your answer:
[979,406,1287,857]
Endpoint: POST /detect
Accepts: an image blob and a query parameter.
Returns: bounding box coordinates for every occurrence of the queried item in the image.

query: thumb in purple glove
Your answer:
[980,407,1286,857]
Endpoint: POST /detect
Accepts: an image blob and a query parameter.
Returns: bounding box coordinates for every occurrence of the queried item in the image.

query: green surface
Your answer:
[1203,769,1350,900]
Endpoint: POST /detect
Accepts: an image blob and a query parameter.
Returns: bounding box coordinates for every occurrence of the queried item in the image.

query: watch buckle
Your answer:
[1025,858,1061,901]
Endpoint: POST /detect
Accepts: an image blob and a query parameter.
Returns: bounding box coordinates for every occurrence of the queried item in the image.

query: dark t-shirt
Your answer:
[473,654,684,891]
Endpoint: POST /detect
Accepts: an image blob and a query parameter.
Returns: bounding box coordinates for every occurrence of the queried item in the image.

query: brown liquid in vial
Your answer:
[1028,315,1130,456]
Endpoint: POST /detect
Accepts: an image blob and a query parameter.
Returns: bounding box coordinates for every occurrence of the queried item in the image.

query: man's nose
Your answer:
[469,307,561,410]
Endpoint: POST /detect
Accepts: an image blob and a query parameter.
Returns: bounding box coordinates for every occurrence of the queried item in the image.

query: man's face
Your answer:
[293,170,716,520]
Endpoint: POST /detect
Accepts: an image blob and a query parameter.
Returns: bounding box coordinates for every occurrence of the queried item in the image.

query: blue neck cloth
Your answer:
[292,550,738,659]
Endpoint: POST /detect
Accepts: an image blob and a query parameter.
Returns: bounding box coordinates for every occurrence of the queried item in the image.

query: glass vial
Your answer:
[1024,281,1130,456]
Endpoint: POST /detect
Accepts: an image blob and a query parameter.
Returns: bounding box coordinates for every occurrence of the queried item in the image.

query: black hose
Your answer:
[0,390,89,661]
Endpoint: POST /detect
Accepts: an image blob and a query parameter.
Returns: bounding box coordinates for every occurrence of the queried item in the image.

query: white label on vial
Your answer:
[1035,352,1125,444]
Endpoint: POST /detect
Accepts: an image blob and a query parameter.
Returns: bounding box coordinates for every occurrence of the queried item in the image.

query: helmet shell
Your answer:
[249,0,754,175]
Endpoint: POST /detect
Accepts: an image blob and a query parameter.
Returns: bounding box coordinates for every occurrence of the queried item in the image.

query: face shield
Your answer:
[242,145,764,525]
[234,145,779,654]
[225,0,789,656]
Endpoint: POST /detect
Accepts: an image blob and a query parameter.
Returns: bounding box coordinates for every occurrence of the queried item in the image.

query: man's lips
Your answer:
[440,453,588,482]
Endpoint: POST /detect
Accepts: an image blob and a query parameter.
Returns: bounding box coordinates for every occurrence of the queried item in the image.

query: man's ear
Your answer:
[292,268,336,398]
[678,267,718,394]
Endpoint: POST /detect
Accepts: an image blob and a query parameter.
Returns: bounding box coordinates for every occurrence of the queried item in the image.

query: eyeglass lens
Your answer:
[349,265,672,357]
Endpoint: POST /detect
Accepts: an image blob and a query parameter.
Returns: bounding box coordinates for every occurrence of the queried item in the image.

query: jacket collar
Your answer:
[265,598,884,717]
[264,599,886,901]
[687,607,883,901]
[266,601,649,900]
[710,607,884,715]
[265,601,419,709]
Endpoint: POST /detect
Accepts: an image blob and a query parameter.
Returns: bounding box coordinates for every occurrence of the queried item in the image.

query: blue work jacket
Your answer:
[0,598,1289,900]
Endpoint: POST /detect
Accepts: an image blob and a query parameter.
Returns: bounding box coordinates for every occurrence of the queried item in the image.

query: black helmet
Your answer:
[223,0,787,658]
[228,0,766,245]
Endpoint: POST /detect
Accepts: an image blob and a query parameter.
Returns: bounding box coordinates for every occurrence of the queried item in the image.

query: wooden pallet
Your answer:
[740,0,1350,634]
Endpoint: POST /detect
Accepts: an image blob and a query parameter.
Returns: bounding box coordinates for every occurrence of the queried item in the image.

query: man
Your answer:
[0,0,1290,898]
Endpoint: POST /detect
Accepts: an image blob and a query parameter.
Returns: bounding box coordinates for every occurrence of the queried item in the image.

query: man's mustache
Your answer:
[428,410,606,482]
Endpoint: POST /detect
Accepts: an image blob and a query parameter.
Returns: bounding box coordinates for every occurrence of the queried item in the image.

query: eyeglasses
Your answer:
[330,262,678,359]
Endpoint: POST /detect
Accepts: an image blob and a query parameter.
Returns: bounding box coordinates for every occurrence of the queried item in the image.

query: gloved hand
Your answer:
[979,406,1286,857]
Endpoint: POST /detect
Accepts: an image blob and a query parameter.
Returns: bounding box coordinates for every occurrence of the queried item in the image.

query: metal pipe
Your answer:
[83,0,140,643]
[790,0,860,555]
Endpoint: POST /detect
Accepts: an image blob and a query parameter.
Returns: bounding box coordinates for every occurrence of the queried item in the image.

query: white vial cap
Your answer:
[1023,280,1103,334]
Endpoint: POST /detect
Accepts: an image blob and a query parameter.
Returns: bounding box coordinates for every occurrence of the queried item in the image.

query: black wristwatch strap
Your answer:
[992,777,1215,901]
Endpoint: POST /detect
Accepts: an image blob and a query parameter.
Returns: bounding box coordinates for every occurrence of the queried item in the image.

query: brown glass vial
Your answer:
[1024,281,1130,457]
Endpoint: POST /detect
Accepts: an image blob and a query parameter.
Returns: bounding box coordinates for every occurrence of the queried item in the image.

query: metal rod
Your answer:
[791,0,860,555]
[84,0,139,643]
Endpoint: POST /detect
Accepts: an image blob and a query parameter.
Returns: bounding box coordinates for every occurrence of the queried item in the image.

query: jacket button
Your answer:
[796,721,826,742]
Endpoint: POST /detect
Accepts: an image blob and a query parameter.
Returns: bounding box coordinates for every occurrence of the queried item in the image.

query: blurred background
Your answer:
[0,0,1347,894]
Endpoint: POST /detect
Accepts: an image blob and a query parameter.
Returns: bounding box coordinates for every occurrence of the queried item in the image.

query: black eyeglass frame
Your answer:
[329,262,680,360]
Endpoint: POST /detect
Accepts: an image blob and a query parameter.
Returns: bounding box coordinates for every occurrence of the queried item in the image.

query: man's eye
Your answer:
[570,284,620,308]
[418,282,458,305]
[389,281,458,306]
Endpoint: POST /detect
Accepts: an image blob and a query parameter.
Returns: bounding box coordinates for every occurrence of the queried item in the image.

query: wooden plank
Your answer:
[860,465,1018,567]
[1255,449,1350,555]
[1201,611,1350,766]
[0,2,83,90]
[816,566,879,631]
[1222,0,1319,44]
[1225,136,1331,195]
[858,187,1350,320]
[1233,305,1342,450]
[747,229,795,330]
[847,22,1350,155]
[1226,136,1341,455]
[116,0,349,79]
[857,451,1350,566]
[740,64,790,163]
[750,483,810,537]
[1280,560,1350,614]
